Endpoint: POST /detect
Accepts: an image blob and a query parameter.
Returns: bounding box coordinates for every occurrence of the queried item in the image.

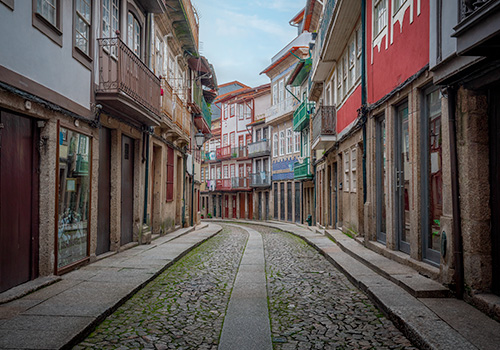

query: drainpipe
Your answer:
[448,86,464,299]
[361,0,368,205]
[182,152,187,227]
[313,160,317,225]
[143,130,150,226]
[191,159,195,227]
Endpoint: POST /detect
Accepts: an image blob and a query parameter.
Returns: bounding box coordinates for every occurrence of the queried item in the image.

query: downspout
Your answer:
[182,152,187,227]
[361,0,368,205]
[143,130,150,226]
[448,86,464,298]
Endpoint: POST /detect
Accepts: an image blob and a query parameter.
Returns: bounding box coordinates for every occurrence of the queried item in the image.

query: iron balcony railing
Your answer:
[313,0,336,75]
[250,171,271,187]
[216,179,231,191]
[231,146,248,159]
[312,105,337,143]
[248,139,271,158]
[293,99,314,132]
[265,96,300,123]
[294,157,313,180]
[216,145,231,160]
[231,177,250,190]
[97,36,161,117]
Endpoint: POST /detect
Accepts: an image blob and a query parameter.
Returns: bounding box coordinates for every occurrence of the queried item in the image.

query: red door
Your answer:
[0,111,37,292]
[239,193,245,218]
[248,193,253,219]
[232,195,237,218]
[225,195,229,218]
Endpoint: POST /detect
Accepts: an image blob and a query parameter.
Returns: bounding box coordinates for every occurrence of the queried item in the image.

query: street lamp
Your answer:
[190,130,205,227]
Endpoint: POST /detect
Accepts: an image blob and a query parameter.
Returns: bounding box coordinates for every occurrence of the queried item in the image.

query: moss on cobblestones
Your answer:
[248,225,418,350]
[74,227,248,350]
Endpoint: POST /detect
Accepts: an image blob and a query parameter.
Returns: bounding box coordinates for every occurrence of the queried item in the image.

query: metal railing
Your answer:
[265,96,300,123]
[97,36,160,117]
[248,139,271,157]
[231,147,248,159]
[459,0,491,22]
[216,179,231,190]
[250,171,271,187]
[161,78,173,119]
[312,105,336,143]
[216,145,231,159]
[231,177,250,189]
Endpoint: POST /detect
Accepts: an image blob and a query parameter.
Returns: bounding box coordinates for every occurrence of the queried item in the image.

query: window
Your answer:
[263,127,268,140]
[230,164,235,178]
[356,29,362,80]
[294,132,300,153]
[33,0,62,46]
[279,80,284,103]
[239,104,244,120]
[166,146,174,201]
[211,167,215,180]
[216,167,221,179]
[224,165,229,178]
[337,67,342,105]
[224,104,228,120]
[344,151,350,191]
[230,104,235,117]
[272,84,278,105]
[245,104,252,119]
[127,12,140,56]
[348,41,355,89]
[343,55,348,96]
[279,131,285,156]
[351,147,357,192]
[230,132,235,147]
[374,0,387,37]
[154,35,164,76]
[393,0,405,12]
[102,0,119,38]
[256,129,261,142]
[75,0,91,55]
[201,168,204,182]
[303,129,309,157]
[223,134,228,146]
[273,133,278,156]
[286,128,293,154]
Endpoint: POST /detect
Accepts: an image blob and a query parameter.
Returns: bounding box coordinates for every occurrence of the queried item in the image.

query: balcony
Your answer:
[231,146,248,159]
[293,99,314,132]
[265,96,300,123]
[248,139,271,158]
[161,78,174,120]
[96,37,161,126]
[453,0,500,56]
[216,145,231,160]
[312,105,337,150]
[203,151,216,162]
[231,177,251,190]
[294,157,313,180]
[250,171,271,188]
[164,0,199,55]
[216,179,232,191]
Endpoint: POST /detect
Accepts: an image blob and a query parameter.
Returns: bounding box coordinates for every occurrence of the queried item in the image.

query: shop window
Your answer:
[56,127,91,270]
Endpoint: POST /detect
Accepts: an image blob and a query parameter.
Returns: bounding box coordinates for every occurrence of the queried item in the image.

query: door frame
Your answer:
[376,114,387,244]
[394,102,410,254]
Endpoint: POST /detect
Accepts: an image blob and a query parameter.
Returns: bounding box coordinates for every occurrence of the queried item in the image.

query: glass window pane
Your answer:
[57,128,91,269]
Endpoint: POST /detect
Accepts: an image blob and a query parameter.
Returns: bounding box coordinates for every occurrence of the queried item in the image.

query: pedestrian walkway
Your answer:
[219,224,272,350]
[209,219,500,350]
[0,223,222,350]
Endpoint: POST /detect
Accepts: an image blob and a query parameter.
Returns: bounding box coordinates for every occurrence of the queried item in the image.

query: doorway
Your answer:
[295,182,301,223]
[232,195,237,218]
[376,115,387,244]
[121,135,134,245]
[265,191,270,221]
[395,102,410,254]
[490,86,500,295]
[0,111,38,292]
[258,192,262,220]
[97,127,111,255]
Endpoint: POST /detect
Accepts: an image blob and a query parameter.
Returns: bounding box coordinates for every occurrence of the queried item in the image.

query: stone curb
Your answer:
[64,223,223,350]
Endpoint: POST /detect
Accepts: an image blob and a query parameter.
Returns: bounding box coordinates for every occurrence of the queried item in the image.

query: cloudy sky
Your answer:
[193,0,304,88]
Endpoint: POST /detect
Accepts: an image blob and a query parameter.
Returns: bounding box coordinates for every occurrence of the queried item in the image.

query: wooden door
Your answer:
[239,193,245,218]
[258,192,262,220]
[232,195,237,218]
[0,111,37,292]
[121,135,134,245]
[97,127,111,255]
[224,195,229,218]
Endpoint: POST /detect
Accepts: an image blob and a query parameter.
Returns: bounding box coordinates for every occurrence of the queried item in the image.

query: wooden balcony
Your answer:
[216,145,231,160]
[164,0,199,55]
[216,179,231,191]
[161,78,174,120]
[312,105,337,150]
[293,99,314,132]
[294,157,313,180]
[96,37,161,126]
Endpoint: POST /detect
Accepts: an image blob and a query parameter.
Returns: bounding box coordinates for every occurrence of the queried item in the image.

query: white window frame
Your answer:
[286,128,293,154]
[344,150,350,192]
[351,146,357,192]
[273,133,278,157]
[279,131,285,156]
[373,0,387,38]
[294,132,301,153]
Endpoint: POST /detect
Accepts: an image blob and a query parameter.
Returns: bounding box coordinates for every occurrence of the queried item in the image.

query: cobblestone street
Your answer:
[74,224,417,349]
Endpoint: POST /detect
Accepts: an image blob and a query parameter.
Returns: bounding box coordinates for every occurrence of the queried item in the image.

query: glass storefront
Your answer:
[57,127,91,269]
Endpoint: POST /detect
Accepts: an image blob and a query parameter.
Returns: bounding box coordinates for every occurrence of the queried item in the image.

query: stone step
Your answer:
[325,229,450,298]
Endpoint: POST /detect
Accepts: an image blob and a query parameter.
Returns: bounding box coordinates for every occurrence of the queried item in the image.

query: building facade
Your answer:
[0,0,215,293]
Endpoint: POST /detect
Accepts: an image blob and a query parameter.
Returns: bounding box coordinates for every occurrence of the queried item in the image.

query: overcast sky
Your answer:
[193,0,304,88]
